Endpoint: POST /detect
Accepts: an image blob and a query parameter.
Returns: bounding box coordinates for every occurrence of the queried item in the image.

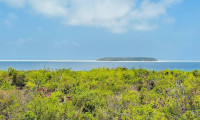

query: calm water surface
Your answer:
[0,61,200,71]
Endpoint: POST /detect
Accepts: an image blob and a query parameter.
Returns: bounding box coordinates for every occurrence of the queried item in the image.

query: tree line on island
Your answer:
[97,57,157,61]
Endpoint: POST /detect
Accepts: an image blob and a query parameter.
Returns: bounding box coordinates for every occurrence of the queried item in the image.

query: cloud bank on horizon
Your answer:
[0,0,181,33]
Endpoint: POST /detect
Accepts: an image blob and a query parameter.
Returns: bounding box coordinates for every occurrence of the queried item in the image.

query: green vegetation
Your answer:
[1,67,200,120]
[97,57,157,61]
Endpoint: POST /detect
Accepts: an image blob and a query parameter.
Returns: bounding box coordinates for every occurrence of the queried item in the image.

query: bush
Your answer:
[0,68,200,119]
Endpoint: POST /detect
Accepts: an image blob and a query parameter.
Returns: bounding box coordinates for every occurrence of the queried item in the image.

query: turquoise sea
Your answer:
[0,61,200,71]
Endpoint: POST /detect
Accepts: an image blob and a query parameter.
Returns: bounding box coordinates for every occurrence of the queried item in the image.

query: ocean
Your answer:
[0,61,200,71]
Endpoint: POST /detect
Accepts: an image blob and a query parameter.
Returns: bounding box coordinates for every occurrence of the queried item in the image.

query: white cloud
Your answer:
[0,0,181,33]
[29,0,68,17]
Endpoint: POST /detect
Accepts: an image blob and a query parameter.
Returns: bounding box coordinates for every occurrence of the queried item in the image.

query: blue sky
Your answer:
[0,0,200,60]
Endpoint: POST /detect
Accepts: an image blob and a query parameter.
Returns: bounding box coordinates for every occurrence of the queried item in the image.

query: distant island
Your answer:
[97,57,157,61]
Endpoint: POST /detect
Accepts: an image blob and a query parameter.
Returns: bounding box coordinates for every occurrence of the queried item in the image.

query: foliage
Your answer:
[0,68,200,119]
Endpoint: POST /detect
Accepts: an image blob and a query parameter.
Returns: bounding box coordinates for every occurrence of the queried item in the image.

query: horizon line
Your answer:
[0,60,200,62]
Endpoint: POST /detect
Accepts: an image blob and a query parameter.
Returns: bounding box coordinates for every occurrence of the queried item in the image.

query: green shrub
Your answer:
[0,68,200,119]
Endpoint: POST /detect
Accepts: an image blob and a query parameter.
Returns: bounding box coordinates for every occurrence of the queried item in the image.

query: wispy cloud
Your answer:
[7,38,33,46]
[163,17,176,24]
[4,19,12,28]
[0,0,181,33]
[3,13,18,28]
[1,0,26,7]
[47,40,80,49]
